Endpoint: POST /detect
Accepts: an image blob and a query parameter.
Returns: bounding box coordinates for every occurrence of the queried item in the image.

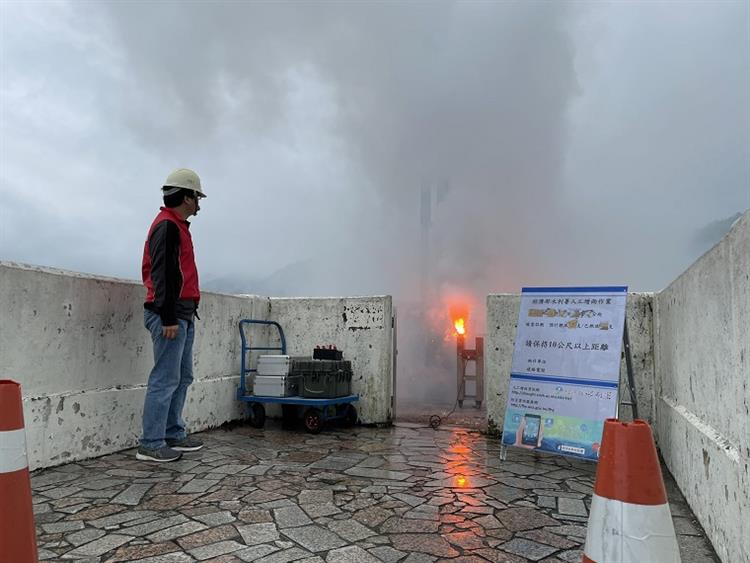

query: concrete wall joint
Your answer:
[661,395,741,464]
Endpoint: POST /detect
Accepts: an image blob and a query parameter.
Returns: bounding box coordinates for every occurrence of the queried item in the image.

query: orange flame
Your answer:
[454,318,466,336]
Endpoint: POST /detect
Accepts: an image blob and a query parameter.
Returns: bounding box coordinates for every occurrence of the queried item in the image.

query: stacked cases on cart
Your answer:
[253,354,352,398]
[254,355,299,397]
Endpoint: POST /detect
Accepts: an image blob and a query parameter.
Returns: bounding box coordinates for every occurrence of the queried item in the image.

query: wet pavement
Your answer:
[395,402,487,432]
[30,421,719,562]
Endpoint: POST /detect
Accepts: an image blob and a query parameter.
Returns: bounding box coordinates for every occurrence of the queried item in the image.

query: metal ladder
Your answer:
[457,335,484,408]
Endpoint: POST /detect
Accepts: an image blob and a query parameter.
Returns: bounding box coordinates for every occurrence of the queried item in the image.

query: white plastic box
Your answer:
[253,375,296,397]
[257,355,292,376]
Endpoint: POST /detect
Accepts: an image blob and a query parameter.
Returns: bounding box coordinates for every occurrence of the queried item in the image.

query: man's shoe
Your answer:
[136,445,182,462]
[166,436,204,452]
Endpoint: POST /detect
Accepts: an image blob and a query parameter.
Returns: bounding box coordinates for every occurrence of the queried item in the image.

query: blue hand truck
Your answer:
[237,319,359,434]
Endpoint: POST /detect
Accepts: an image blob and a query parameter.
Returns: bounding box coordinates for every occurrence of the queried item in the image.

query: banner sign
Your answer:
[501,286,627,461]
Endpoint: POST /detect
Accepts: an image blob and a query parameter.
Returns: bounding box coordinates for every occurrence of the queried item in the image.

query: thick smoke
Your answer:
[2,2,747,406]
[92,2,581,404]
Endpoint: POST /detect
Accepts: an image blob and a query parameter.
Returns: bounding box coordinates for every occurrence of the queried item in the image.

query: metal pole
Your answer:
[475,336,484,409]
[623,318,639,420]
[457,334,465,408]
[392,311,398,419]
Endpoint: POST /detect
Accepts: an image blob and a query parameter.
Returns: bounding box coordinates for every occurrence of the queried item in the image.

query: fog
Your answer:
[1,1,747,404]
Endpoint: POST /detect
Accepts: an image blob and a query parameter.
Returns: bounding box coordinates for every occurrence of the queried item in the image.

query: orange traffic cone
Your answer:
[583,419,681,563]
[0,380,38,562]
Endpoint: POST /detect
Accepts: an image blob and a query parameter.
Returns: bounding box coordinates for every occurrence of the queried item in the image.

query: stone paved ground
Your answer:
[31,421,719,562]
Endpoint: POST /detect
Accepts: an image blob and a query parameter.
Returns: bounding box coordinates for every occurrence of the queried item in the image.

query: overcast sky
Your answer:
[1,0,748,306]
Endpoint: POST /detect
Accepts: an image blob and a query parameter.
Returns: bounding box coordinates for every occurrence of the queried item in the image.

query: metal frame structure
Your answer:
[457,334,484,408]
[237,319,287,398]
[237,318,359,433]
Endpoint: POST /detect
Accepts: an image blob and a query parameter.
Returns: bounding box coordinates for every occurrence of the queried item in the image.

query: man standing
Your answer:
[138,169,206,462]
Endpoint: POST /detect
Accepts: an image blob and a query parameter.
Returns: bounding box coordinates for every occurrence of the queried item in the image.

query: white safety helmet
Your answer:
[162,168,206,198]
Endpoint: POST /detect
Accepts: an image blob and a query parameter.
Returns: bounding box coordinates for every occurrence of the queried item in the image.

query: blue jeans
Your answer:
[141,309,195,449]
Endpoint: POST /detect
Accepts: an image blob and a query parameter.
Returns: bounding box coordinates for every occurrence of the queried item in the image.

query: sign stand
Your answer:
[499,293,638,463]
[620,318,639,420]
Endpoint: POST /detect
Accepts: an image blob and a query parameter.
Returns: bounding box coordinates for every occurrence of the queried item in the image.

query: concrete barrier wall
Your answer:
[0,262,270,469]
[653,212,749,563]
[0,262,394,470]
[483,211,750,562]
[485,292,655,435]
[270,296,394,425]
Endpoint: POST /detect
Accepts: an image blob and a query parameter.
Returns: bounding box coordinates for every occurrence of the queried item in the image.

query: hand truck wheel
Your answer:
[342,404,358,427]
[303,408,323,434]
[248,403,266,428]
[281,404,297,430]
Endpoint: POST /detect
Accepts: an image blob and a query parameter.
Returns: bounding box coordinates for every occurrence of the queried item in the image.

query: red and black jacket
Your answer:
[142,207,200,325]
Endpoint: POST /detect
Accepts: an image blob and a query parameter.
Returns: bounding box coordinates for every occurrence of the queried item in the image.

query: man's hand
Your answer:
[163,325,179,339]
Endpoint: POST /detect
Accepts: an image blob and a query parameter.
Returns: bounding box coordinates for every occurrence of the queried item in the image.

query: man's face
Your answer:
[188,192,204,216]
